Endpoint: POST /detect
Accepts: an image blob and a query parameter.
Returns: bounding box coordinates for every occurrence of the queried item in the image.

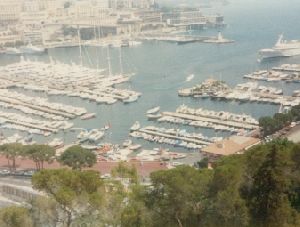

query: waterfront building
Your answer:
[162,10,207,30]
[162,9,224,30]
[0,0,23,26]
[109,0,154,9]
[0,28,22,46]
[20,10,48,44]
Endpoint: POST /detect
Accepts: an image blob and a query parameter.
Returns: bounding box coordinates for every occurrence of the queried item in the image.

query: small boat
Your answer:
[80,113,96,120]
[128,144,142,151]
[130,121,140,131]
[123,139,133,147]
[186,74,194,82]
[123,95,138,104]
[77,130,89,139]
[88,129,104,142]
[147,113,162,120]
[20,43,46,54]
[5,48,22,55]
[48,138,64,149]
[147,106,160,114]
[81,145,98,150]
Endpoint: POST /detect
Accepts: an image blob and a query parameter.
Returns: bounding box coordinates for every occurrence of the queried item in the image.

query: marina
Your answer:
[0,0,298,160]
[0,58,141,105]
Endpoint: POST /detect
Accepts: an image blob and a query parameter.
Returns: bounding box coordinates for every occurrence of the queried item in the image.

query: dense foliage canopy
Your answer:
[1,140,300,227]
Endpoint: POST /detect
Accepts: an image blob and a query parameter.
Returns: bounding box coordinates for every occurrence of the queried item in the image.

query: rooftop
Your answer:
[202,136,260,156]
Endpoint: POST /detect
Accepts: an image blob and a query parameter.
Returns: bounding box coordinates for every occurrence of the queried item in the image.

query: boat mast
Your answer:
[119,47,123,75]
[77,25,83,66]
[107,46,112,77]
[97,23,103,71]
[93,22,99,71]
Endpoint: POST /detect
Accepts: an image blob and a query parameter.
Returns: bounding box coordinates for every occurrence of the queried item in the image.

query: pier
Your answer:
[162,111,258,130]
[178,79,300,106]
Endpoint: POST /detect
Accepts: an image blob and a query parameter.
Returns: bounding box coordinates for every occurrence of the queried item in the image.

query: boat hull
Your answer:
[259,48,300,60]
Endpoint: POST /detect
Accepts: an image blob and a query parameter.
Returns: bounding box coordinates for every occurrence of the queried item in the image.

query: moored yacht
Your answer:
[147,106,160,114]
[130,121,140,131]
[20,43,46,55]
[5,48,22,55]
[258,34,300,61]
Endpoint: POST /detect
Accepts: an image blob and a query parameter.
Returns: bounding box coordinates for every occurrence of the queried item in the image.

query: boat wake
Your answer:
[186,74,195,82]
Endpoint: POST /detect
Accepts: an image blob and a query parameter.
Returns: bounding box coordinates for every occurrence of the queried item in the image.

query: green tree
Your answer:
[146,165,213,227]
[291,105,300,121]
[289,143,300,212]
[111,162,139,184]
[0,206,33,227]
[58,145,96,170]
[0,143,24,171]
[248,143,297,227]
[259,116,276,136]
[206,155,249,227]
[30,197,59,227]
[195,157,209,169]
[32,169,103,227]
[25,144,55,170]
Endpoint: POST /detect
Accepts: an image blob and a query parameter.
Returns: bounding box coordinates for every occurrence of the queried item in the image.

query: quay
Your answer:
[0,95,75,119]
[138,128,212,146]
[0,118,55,133]
[162,111,258,130]
[178,79,300,106]
[273,64,300,73]
[139,34,212,44]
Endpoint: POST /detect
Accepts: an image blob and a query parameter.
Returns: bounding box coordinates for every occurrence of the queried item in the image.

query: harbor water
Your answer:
[0,0,300,151]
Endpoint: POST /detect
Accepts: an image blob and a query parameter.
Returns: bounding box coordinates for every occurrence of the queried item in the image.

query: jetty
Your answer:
[178,79,300,106]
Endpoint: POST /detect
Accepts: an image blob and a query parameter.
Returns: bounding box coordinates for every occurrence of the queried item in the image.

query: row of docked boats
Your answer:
[178,79,300,106]
[146,106,162,120]
[77,129,105,143]
[0,58,142,141]
[153,105,258,133]
[0,110,73,136]
[4,44,46,55]
[129,125,222,150]
[0,89,87,119]
[244,69,300,82]
[0,132,35,145]
[0,58,141,105]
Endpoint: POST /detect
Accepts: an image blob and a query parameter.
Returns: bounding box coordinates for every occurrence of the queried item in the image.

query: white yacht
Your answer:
[5,48,22,55]
[20,43,46,55]
[88,129,104,142]
[48,138,64,148]
[123,95,139,104]
[258,34,300,60]
[147,106,160,114]
[130,121,140,131]
[80,113,96,120]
